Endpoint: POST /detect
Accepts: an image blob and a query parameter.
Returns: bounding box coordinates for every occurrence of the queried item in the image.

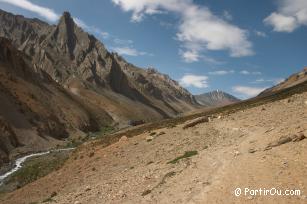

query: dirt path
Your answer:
[0,92,306,204]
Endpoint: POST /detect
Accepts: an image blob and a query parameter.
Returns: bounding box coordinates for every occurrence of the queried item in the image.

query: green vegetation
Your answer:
[141,189,152,196]
[0,152,69,193]
[167,151,198,164]
[65,126,115,148]
[143,171,177,196]
[159,171,176,185]
[149,132,156,136]
[90,126,115,138]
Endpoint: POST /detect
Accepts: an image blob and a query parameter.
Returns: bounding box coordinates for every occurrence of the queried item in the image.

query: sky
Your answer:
[0,0,306,99]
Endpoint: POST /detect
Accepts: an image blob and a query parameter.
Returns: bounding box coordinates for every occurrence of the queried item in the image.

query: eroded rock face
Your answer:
[0,9,198,121]
[0,9,200,166]
[0,118,20,165]
[0,37,113,166]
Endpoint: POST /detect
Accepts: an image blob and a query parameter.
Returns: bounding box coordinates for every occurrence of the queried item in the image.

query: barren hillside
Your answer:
[1,85,306,204]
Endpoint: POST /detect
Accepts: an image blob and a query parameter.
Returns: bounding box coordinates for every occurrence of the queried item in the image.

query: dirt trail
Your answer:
[0,92,306,204]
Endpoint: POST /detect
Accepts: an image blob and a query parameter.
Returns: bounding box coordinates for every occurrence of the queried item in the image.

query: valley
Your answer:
[0,85,306,204]
[0,2,306,203]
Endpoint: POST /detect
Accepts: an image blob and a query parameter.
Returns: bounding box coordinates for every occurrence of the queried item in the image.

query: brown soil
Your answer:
[1,91,306,204]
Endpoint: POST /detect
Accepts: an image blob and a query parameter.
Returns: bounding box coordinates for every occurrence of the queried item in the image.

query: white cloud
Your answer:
[264,0,307,32]
[112,46,151,56]
[180,50,200,63]
[0,0,59,22]
[264,12,298,32]
[254,30,267,37]
[179,74,208,88]
[240,70,261,75]
[202,56,225,65]
[251,78,285,84]
[73,18,109,39]
[112,0,254,61]
[208,70,234,75]
[223,10,233,21]
[113,38,133,45]
[0,0,111,40]
[232,86,267,98]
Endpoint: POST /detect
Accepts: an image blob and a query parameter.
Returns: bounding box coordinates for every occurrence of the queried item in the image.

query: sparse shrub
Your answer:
[141,189,151,196]
[167,151,198,164]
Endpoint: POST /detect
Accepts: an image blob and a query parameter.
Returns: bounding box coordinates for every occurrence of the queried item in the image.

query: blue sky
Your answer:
[0,0,306,99]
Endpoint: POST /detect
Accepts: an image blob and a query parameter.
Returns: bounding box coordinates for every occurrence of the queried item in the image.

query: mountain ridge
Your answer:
[0,9,199,123]
[0,9,200,166]
[259,67,307,96]
[195,90,240,107]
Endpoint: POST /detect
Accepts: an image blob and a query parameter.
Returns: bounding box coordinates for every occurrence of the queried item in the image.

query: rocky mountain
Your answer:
[194,90,240,107]
[0,9,199,166]
[0,37,114,166]
[0,9,198,124]
[259,67,307,96]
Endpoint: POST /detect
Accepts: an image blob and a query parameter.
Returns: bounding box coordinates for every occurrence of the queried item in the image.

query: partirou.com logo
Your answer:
[234,187,302,197]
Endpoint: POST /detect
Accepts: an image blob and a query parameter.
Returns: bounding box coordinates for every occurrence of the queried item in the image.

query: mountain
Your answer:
[0,9,199,166]
[0,37,115,166]
[1,66,306,203]
[259,67,307,96]
[0,10,198,125]
[194,90,240,107]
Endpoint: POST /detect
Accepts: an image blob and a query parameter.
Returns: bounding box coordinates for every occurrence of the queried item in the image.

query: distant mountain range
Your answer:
[195,90,240,107]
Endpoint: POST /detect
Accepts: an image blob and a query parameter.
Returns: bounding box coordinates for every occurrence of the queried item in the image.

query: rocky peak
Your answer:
[50,11,77,59]
[195,90,240,106]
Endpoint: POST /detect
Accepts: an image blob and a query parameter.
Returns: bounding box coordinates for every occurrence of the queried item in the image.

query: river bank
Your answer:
[0,148,74,193]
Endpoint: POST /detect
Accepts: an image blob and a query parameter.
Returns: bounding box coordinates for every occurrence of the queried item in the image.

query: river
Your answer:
[0,148,75,185]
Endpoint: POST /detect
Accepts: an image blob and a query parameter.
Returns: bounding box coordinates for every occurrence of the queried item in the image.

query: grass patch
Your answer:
[167,151,198,164]
[91,126,115,138]
[65,126,115,148]
[0,152,69,193]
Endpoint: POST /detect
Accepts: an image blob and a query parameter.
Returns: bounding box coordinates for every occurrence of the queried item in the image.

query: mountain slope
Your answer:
[0,10,198,125]
[259,67,307,96]
[1,77,306,204]
[195,90,240,107]
[0,37,115,166]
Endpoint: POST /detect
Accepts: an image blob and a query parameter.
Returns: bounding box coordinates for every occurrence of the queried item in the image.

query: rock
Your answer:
[141,189,152,196]
[89,152,95,157]
[74,201,81,204]
[183,117,209,129]
[146,136,154,142]
[265,135,294,150]
[292,133,306,142]
[234,150,241,157]
[248,148,256,153]
[304,101,307,105]
[51,192,57,198]
[85,186,91,191]
[119,136,128,142]
[157,131,166,136]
